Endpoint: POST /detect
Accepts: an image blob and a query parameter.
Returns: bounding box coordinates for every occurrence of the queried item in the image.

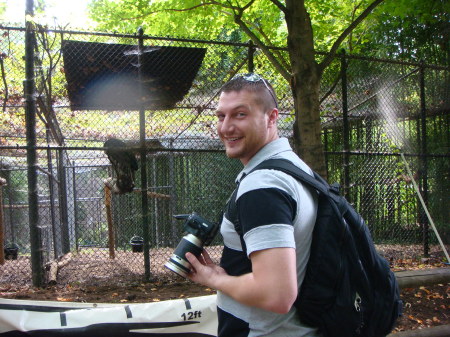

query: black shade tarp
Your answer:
[62,40,206,110]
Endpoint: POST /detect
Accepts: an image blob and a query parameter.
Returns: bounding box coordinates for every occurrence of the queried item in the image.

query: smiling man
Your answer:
[186,74,319,337]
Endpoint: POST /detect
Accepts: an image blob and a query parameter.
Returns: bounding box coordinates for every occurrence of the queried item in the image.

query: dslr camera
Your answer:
[165,212,219,277]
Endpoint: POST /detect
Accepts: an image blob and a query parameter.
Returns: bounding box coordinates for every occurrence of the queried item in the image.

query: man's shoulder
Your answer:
[237,165,301,199]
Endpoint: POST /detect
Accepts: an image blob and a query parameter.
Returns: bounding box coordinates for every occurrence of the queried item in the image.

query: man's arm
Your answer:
[186,247,297,314]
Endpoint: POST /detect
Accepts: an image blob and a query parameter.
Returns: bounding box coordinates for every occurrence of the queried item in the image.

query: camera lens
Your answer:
[165,234,203,277]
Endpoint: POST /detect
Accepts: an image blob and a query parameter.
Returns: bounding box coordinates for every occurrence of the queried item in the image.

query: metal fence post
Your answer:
[419,61,429,257]
[58,151,70,254]
[71,162,79,253]
[341,50,350,201]
[24,0,44,287]
[323,128,329,175]
[46,128,58,259]
[0,178,5,265]
[137,27,151,280]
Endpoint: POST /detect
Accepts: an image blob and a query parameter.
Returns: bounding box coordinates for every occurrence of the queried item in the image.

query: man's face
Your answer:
[215,89,278,165]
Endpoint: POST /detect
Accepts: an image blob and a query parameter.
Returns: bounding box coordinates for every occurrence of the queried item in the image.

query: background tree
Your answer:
[357,0,449,65]
[0,1,6,17]
[88,0,447,176]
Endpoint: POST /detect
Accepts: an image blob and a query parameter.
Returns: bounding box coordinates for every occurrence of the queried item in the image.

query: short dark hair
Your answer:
[220,73,278,111]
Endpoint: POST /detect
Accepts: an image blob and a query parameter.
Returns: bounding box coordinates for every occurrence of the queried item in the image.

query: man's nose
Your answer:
[218,116,234,133]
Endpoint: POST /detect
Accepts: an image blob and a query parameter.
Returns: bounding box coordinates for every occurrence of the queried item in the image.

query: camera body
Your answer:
[164,212,219,277]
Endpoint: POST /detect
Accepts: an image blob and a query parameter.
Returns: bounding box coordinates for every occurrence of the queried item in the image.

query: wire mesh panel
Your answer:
[0,26,448,288]
[321,54,449,259]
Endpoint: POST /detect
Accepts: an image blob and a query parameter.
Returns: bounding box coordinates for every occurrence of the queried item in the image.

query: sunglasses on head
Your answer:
[236,73,278,109]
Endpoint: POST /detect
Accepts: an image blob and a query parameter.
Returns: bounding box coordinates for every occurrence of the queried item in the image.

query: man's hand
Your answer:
[185,249,227,288]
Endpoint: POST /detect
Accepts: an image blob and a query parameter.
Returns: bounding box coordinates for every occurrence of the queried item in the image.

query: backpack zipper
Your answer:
[354,292,365,335]
[354,292,361,312]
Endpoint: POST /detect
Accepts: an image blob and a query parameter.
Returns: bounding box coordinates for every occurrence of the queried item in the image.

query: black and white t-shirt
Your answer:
[217,137,320,337]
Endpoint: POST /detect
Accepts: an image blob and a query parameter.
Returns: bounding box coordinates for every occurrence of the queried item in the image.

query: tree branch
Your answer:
[319,0,385,72]
[158,1,228,12]
[118,0,290,79]
[347,2,361,53]
[234,14,290,80]
[269,0,287,14]
[241,17,290,70]
[320,68,343,104]
[0,57,8,114]
[121,1,231,21]
[242,0,257,11]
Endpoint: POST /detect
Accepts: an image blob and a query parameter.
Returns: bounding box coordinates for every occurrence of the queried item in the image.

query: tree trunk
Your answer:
[285,0,327,178]
[291,65,325,178]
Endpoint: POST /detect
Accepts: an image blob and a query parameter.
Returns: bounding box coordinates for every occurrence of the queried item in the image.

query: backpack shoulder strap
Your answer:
[257,159,348,214]
[253,158,330,196]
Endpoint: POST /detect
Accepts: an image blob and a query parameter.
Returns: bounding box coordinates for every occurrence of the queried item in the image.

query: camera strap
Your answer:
[225,181,249,257]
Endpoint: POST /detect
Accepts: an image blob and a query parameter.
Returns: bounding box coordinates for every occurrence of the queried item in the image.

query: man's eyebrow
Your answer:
[215,104,248,114]
[233,104,248,111]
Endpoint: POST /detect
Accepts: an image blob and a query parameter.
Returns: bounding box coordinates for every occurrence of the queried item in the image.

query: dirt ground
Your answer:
[0,245,449,334]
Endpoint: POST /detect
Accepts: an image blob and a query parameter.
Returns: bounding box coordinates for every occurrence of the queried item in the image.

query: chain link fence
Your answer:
[321,53,449,265]
[0,26,448,287]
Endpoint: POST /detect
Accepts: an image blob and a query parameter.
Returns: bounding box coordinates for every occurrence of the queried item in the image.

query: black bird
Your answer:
[104,138,138,193]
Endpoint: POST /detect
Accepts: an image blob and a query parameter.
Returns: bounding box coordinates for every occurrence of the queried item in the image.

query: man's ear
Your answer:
[268,108,279,126]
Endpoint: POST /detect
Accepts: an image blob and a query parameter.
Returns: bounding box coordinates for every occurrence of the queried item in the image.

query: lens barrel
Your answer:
[164,234,203,277]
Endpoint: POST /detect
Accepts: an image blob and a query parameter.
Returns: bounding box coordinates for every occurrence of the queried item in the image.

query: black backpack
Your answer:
[226,158,403,337]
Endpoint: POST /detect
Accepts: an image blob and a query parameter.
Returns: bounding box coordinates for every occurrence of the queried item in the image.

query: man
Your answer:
[186,74,319,336]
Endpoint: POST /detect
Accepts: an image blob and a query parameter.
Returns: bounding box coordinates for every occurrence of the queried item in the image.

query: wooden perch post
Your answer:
[104,184,115,259]
[0,177,6,265]
[46,252,73,285]
[132,189,171,199]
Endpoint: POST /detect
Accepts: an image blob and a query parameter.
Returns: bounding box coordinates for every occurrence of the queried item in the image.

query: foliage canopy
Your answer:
[87,0,449,64]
